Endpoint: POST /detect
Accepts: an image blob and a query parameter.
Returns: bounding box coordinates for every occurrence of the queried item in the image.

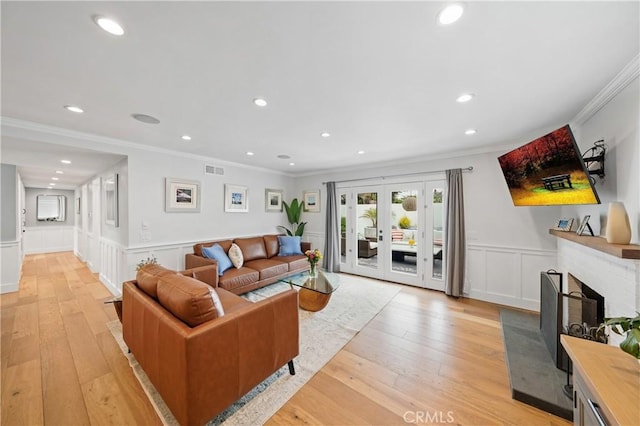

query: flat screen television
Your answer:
[498,125,600,206]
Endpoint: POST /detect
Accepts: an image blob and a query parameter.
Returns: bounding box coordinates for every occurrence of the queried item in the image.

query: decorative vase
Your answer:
[309,263,317,277]
[606,201,632,244]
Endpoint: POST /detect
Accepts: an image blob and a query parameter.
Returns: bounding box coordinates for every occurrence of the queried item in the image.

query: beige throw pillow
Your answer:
[228,243,244,268]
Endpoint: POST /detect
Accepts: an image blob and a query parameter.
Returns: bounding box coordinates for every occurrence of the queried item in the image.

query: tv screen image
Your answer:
[498,125,600,206]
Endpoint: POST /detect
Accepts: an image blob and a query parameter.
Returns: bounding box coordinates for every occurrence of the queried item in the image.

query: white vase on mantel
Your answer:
[605,201,631,244]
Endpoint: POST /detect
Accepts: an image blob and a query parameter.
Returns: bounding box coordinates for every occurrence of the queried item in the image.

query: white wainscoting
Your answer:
[304,231,325,253]
[466,243,557,311]
[1,241,20,294]
[23,226,74,254]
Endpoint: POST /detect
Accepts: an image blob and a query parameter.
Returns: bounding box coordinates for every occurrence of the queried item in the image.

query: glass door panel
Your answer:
[385,186,421,286]
[424,182,445,291]
[355,191,379,271]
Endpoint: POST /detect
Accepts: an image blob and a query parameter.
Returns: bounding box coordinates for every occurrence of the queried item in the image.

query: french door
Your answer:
[339,180,445,290]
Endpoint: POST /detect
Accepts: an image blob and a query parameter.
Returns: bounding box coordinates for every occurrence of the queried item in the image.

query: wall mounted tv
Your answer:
[497,125,600,206]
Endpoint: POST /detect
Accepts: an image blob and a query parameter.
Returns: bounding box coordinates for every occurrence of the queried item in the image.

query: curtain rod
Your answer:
[322,166,473,185]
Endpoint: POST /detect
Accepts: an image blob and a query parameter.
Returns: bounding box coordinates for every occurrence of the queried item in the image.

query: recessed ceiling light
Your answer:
[456,93,475,103]
[438,3,465,26]
[94,16,124,36]
[246,151,254,156]
[51,177,59,181]
[289,162,295,166]
[50,183,56,186]
[132,113,160,124]
[321,132,331,138]
[55,170,63,174]
[60,160,71,164]
[181,135,192,141]
[64,105,84,113]
[357,150,365,155]
[465,129,477,135]
[253,98,267,107]
[277,154,291,159]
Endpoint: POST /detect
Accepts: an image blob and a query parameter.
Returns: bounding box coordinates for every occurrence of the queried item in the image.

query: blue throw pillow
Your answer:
[278,235,303,256]
[202,244,233,276]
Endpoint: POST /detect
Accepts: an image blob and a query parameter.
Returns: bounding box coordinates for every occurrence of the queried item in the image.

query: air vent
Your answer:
[204,164,224,175]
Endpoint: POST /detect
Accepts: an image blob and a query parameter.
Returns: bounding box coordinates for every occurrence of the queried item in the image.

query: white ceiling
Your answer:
[1,1,639,188]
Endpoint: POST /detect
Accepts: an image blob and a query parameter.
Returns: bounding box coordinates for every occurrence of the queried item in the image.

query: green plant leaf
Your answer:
[277,225,293,236]
[619,328,640,359]
[295,222,307,237]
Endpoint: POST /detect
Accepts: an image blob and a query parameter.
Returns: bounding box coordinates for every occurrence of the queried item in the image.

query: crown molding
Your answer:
[571,54,640,126]
[0,117,291,177]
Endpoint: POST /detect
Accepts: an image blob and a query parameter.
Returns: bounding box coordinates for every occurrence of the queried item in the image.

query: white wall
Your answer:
[565,77,639,242]
[1,164,20,293]
[22,187,75,254]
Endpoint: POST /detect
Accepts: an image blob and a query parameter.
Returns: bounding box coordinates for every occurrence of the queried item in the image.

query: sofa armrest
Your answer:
[180,265,218,288]
[301,241,311,252]
[185,253,216,269]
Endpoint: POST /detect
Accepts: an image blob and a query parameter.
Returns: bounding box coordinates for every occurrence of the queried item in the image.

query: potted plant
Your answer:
[360,208,377,239]
[398,215,411,229]
[279,198,307,236]
[603,313,640,359]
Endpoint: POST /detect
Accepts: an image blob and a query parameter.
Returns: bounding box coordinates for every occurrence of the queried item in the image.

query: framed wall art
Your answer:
[225,184,249,212]
[265,188,283,212]
[165,178,201,213]
[303,189,321,212]
[104,173,119,226]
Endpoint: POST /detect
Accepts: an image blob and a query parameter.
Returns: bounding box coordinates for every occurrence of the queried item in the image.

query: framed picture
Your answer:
[225,184,249,212]
[553,218,574,232]
[303,190,321,212]
[265,188,283,212]
[165,178,201,213]
[576,215,593,236]
[104,173,119,227]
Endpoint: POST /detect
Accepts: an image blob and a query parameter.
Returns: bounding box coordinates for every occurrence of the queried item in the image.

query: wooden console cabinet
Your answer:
[561,335,639,425]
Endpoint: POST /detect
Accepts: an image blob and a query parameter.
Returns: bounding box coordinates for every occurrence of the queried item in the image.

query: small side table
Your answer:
[105,298,123,323]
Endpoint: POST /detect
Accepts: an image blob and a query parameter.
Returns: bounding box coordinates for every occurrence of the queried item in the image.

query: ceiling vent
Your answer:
[204,164,224,176]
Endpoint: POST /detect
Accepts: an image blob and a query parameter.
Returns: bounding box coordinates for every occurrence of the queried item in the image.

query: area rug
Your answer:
[108,273,401,425]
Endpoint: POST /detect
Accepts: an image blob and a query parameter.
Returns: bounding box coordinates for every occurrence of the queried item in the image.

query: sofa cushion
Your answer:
[263,235,280,258]
[136,264,176,299]
[202,244,233,276]
[244,259,289,280]
[218,267,260,291]
[228,243,244,268]
[275,254,308,271]
[278,235,303,256]
[234,237,267,262]
[209,289,225,317]
[156,274,219,327]
[194,240,233,257]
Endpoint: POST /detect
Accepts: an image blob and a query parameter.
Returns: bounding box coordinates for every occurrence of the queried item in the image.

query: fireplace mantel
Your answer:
[549,229,640,259]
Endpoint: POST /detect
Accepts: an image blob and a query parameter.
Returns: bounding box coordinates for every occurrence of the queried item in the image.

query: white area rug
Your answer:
[108,274,401,425]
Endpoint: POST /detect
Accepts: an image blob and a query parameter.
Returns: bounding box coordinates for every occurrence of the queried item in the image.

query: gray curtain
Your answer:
[323,181,340,272]
[445,169,466,297]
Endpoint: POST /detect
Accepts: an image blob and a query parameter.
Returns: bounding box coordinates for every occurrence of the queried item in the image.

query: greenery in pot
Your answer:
[360,208,377,228]
[279,198,307,236]
[602,313,640,359]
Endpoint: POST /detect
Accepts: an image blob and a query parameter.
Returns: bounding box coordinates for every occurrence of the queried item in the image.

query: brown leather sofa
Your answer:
[122,264,299,426]
[185,235,311,295]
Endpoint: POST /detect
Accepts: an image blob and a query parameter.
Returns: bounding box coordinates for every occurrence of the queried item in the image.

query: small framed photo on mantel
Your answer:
[576,215,594,236]
[553,218,574,232]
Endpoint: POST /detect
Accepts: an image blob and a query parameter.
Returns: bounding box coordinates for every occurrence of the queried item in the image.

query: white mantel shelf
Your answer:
[549,229,640,260]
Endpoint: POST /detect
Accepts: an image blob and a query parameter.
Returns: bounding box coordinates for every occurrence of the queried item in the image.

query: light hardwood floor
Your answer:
[2,252,570,425]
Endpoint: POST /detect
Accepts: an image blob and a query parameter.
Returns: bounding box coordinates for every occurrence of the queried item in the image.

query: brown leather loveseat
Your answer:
[122,264,299,426]
[185,234,311,295]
